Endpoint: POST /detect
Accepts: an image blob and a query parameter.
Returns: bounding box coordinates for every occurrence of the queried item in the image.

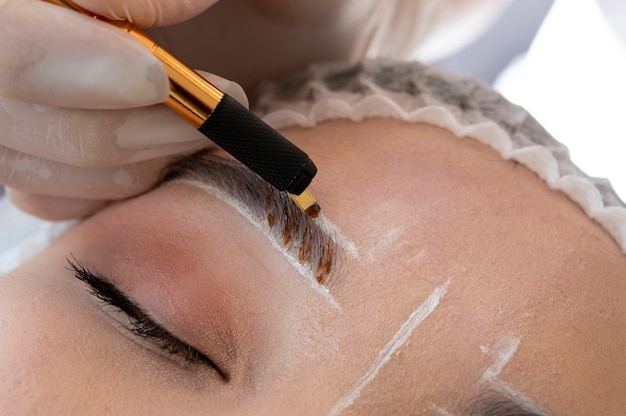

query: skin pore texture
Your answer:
[0,118,625,415]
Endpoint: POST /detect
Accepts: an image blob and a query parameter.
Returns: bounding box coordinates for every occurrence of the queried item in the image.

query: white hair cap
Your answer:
[254,59,626,254]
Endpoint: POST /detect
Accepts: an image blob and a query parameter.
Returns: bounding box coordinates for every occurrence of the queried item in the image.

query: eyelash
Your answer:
[67,257,225,377]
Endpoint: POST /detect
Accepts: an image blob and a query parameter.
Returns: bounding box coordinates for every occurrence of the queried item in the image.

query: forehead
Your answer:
[288,118,524,263]
[283,117,626,413]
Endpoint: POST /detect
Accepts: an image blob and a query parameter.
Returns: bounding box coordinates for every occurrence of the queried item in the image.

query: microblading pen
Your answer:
[44,0,321,218]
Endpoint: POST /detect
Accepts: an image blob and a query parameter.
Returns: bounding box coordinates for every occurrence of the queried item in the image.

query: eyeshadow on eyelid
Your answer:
[67,258,231,379]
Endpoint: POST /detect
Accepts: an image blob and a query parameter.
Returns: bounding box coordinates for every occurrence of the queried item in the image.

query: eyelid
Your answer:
[66,257,230,381]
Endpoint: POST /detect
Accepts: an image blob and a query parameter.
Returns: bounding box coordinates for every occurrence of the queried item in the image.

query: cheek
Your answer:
[0,267,126,412]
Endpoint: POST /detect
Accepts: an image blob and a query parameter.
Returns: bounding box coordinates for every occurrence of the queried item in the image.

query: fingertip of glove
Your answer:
[6,189,109,221]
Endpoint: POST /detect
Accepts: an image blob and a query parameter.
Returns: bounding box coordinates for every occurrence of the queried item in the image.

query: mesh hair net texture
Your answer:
[253,59,626,253]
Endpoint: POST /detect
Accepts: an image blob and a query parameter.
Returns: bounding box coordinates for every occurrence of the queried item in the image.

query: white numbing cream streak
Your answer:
[328,279,452,416]
[480,336,549,414]
[490,380,551,415]
[174,179,342,311]
[317,213,360,259]
[429,402,458,416]
[480,334,521,383]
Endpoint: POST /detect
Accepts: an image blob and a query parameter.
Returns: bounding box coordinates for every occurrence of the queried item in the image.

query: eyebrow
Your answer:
[159,150,343,288]
[463,390,549,416]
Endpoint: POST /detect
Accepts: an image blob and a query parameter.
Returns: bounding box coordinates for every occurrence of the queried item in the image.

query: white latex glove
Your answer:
[1,0,505,221]
[0,0,247,220]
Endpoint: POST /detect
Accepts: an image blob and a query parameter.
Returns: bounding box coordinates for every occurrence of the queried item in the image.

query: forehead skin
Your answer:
[289,119,626,414]
[0,118,625,415]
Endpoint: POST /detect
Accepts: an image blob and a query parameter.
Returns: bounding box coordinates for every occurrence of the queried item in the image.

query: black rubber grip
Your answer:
[198,94,316,194]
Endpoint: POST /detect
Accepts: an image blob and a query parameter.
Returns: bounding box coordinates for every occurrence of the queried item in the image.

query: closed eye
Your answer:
[67,257,229,381]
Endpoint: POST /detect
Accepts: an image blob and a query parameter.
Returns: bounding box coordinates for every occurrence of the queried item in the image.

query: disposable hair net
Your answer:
[253,59,626,253]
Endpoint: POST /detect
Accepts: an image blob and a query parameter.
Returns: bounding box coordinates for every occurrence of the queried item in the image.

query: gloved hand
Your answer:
[0,0,247,220]
[1,0,476,221]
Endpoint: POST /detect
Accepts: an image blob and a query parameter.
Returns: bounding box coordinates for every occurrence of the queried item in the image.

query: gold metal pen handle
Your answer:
[43,0,223,127]
[43,0,321,217]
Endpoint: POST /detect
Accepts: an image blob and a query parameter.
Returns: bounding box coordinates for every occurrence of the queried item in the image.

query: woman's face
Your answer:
[1,119,625,415]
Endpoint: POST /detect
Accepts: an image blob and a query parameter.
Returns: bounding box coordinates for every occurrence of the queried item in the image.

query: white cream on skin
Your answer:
[362,226,404,263]
[480,334,521,383]
[490,380,551,415]
[173,179,342,311]
[478,335,550,414]
[317,213,360,259]
[327,279,452,416]
[429,403,458,416]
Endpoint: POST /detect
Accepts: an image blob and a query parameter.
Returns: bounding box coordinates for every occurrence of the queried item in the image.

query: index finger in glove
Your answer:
[0,1,169,109]
[0,97,209,168]
[6,189,110,221]
[0,72,247,168]
[0,145,175,202]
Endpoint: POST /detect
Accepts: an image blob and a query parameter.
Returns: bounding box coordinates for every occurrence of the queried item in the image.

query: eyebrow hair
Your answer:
[463,390,549,416]
[159,150,342,287]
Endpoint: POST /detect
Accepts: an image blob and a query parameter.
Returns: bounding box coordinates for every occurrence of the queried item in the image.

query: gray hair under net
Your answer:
[252,59,626,253]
